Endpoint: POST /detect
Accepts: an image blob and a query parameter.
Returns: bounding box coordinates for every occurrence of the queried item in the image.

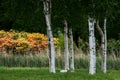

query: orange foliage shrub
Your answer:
[0,30,59,55]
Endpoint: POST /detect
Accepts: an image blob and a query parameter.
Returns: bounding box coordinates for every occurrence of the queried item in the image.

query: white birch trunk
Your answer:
[93,20,96,74]
[43,0,55,73]
[64,19,69,70]
[101,37,105,72]
[96,19,107,73]
[88,17,96,75]
[69,28,74,71]
[96,19,104,71]
[103,18,107,73]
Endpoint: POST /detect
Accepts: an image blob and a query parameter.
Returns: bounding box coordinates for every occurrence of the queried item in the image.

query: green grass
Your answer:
[0,67,120,80]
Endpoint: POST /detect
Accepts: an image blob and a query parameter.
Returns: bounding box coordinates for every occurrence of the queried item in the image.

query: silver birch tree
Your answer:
[69,28,74,71]
[43,0,55,73]
[103,18,107,73]
[96,18,107,73]
[96,19,104,72]
[64,19,69,70]
[88,17,96,75]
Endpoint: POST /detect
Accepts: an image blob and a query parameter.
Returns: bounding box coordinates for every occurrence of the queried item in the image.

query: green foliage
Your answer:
[57,31,64,49]
[78,37,89,54]
[0,0,45,33]
[0,0,119,45]
[107,39,120,56]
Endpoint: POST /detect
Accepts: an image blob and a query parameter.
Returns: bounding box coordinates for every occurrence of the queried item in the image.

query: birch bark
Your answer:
[88,17,96,74]
[103,18,107,73]
[69,28,74,71]
[43,0,55,73]
[64,19,69,70]
[96,19,107,73]
[96,19,104,72]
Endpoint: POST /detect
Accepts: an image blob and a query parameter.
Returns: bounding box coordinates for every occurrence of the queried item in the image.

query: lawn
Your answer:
[0,67,120,80]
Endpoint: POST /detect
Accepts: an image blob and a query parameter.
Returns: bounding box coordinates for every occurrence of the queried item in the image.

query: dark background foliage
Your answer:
[0,0,119,45]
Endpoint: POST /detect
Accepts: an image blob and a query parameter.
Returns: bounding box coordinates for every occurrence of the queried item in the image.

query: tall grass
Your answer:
[0,55,49,67]
[0,55,120,70]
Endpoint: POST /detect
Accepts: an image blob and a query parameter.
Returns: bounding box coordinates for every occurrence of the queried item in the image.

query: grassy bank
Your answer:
[0,67,120,80]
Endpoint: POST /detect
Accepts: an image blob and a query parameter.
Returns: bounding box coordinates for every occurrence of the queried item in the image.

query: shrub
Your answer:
[107,39,120,57]
[0,30,59,55]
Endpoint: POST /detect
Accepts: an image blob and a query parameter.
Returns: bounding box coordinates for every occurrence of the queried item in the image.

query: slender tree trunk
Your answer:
[96,19,104,71]
[96,19,106,73]
[43,0,55,73]
[69,28,74,71]
[103,18,107,73]
[93,21,96,74]
[88,17,96,75]
[64,19,69,70]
